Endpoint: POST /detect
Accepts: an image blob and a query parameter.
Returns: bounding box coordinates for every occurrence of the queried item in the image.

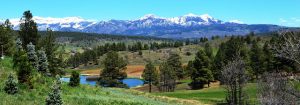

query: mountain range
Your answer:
[1,14,286,38]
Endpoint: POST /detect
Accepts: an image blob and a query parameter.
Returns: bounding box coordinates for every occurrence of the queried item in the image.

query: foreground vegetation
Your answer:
[153,83,257,104]
[0,58,201,105]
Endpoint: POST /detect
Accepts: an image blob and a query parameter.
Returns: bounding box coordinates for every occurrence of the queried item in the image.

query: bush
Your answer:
[185,52,192,56]
[69,71,80,87]
[188,78,207,89]
[138,50,143,56]
[4,74,18,94]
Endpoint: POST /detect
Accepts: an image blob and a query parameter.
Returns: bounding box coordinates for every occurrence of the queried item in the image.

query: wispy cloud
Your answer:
[229,20,244,24]
[279,17,300,27]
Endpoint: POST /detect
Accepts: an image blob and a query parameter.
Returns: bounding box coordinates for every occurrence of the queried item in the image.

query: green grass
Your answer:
[0,58,200,105]
[153,83,258,105]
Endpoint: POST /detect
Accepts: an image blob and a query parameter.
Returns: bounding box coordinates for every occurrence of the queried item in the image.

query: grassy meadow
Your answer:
[0,58,203,105]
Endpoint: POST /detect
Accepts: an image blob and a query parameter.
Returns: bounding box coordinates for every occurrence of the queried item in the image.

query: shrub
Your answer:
[4,73,18,94]
[185,52,192,56]
[138,50,143,56]
[69,71,80,87]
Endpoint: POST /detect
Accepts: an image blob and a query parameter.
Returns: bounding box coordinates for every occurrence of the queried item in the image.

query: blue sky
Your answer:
[1,0,300,27]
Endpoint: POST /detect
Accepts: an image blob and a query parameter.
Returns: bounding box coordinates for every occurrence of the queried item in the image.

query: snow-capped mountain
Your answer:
[3,16,97,31]
[2,14,284,38]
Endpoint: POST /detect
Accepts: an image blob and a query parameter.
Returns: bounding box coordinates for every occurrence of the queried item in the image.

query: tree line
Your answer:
[66,40,185,68]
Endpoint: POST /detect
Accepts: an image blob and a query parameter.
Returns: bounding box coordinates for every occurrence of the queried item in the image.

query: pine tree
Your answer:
[204,43,214,59]
[213,43,226,80]
[13,39,25,68]
[213,37,249,80]
[185,60,195,76]
[39,29,61,75]
[189,49,213,89]
[17,52,33,87]
[13,39,33,87]
[38,49,49,74]
[46,77,63,105]
[27,42,38,69]
[19,10,39,49]
[0,19,15,57]
[250,40,265,79]
[99,51,127,87]
[158,62,177,92]
[167,53,184,79]
[142,61,158,93]
[69,71,80,87]
[4,73,18,95]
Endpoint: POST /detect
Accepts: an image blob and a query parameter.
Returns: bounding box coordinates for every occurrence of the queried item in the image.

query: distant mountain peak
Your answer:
[1,13,283,38]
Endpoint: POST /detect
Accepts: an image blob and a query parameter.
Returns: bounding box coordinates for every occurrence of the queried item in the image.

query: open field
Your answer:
[152,82,258,105]
[80,65,145,78]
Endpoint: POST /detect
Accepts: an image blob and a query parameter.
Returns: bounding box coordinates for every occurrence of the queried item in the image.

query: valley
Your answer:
[1,1,300,105]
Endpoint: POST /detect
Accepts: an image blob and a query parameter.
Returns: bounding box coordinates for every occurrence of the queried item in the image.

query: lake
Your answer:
[60,75,144,88]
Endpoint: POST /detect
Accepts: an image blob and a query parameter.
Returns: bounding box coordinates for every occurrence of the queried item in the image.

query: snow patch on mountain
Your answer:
[0,14,282,38]
[3,16,96,30]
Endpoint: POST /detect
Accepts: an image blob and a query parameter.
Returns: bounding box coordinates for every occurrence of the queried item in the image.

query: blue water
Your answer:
[60,75,97,86]
[122,78,144,88]
[60,75,144,88]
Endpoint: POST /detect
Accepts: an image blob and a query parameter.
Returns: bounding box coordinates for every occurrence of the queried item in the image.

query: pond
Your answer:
[60,75,144,88]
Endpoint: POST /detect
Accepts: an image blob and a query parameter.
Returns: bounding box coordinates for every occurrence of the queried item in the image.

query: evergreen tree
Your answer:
[46,77,63,105]
[17,51,33,87]
[264,37,296,72]
[262,41,277,72]
[158,62,177,92]
[39,29,62,75]
[185,39,191,45]
[213,43,226,80]
[99,51,127,87]
[27,42,38,69]
[0,19,15,57]
[4,73,18,95]
[142,61,158,93]
[167,53,184,79]
[250,40,265,79]
[213,37,249,80]
[185,60,195,77]
[19,10,39,49]
[245,35,252,44]
[38,49,49,74]
[13,39,25,68]
[204,43,214,59]
[13,39,33,87]
[69,71,80,87]
[189,49,213,89]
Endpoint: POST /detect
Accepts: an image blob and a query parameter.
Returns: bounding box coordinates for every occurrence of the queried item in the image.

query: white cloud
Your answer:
[229,20,244,24]
[280,18,288,23]
[291,17,300,22]
[279,18,300,27]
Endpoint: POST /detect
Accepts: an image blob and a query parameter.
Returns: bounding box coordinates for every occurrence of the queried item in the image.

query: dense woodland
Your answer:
[0,10,300,105]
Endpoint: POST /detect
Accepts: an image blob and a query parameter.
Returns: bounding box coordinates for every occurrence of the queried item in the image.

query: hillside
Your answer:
[0,58,203,105]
